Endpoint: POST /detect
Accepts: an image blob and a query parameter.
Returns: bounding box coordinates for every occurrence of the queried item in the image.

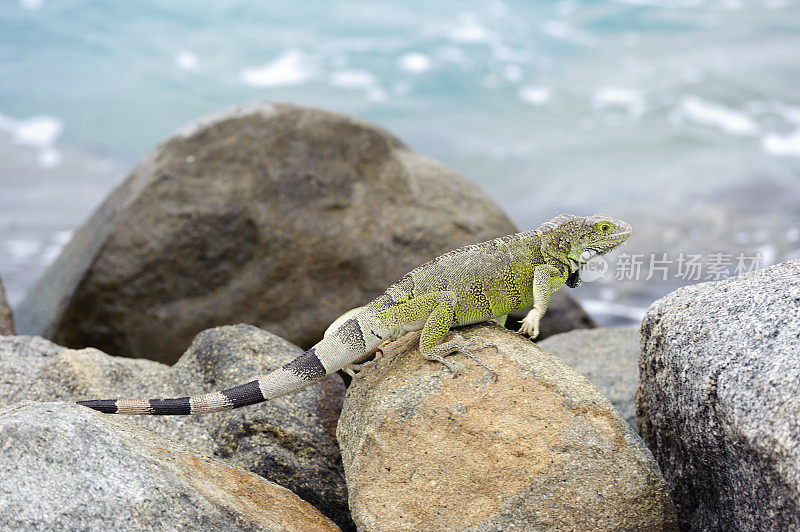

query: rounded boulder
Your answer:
[16,102,518,363]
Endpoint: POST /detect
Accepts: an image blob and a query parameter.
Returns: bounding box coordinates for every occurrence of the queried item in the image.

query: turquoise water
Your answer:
[2,0,800,321]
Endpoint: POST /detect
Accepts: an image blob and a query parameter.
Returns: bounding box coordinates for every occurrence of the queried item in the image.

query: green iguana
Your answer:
[77,213,631,415]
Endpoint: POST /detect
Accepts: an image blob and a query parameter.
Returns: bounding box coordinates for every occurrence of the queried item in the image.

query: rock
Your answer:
[0,325,351,530]
[0,401,340,531]
[539,326,638,431]
[0,276,13,335]
[338,324,677,531]
[16,102,521,363]
[638,260,800,530]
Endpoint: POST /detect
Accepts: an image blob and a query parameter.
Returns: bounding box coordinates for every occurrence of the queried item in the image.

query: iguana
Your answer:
[77,213,631,415]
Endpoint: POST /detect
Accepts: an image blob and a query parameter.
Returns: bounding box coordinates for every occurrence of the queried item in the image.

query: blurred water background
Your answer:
[2,0,799,326]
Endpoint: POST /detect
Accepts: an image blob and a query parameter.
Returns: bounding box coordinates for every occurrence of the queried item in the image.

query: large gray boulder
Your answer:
[15,102,529,363]
[638,260,800,530]
[0,401,340,531]
[338,324,677,531]
[0,277,12,335]
[539,326,638,431]
[0,325,350,529]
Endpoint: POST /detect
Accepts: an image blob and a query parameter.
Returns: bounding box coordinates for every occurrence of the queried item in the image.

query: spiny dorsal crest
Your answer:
[534,213,578,235]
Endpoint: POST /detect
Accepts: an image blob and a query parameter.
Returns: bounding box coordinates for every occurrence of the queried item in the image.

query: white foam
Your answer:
[676,96,760,137]
[541,20,595,45]
[518,86,552,106]
[7,240,42,263]
[758,244,777,266]
[0,113,63,147]
[174,50,199,71]
[580,299,648,322]
[599,288,617,300]
[762,130,800,157]
[398,53,431,74]
[329,70,386,102]
[0,111,64,169]
[779,105,800,126]
[592,87,646,119]
[329,70,376,88]
[446,13,491,43]
[38,148,61,169]
[54,229,73,246]
[19,0,43,10]
[239,49,314,88]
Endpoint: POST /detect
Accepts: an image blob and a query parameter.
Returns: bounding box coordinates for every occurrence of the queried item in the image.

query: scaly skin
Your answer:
[77,213,631,415]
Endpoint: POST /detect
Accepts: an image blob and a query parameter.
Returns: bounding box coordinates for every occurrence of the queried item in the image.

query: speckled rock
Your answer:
[338,324,677,531]
[0,401,340,531]
[0,325,351,530]
[15,102,524,363]
[539,326,638,431]
[0,277,13,335]
[638,260,800,531]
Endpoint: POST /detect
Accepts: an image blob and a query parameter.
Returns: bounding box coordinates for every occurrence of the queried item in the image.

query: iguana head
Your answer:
[540,213,632,287]
[577,213,632,255]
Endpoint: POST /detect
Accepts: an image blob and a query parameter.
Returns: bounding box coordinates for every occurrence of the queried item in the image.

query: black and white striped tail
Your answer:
[77,308,388,415]
[76,350,326,415]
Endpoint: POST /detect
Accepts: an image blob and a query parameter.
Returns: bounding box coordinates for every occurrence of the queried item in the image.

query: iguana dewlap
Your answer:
[78,213,631,415]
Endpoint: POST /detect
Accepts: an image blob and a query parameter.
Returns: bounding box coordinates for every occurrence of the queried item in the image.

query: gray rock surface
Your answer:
[539,326,638,431]
[0,401,340,531]
[637,260,800,530]
[0,276,13,335]
[338,324,677,531]
[16,102,523,363]
[0,325,351,530]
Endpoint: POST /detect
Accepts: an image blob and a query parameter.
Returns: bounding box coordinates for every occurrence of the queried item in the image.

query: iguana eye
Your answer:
[600,224,610,232]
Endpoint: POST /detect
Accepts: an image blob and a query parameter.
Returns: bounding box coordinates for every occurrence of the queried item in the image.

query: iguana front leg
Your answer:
[518,263,566,339]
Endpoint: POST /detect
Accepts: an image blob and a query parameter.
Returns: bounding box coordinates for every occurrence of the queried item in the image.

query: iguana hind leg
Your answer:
[415,292,497,378]
[380,291,496,377]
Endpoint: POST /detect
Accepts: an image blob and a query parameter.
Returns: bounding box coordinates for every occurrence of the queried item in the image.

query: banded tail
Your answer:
[77,308,389,415]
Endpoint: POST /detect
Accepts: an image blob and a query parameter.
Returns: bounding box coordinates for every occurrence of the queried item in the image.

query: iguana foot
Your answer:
[422,334,498,381]
[342,350,384,380]
[421,351,461,376]
[517,307,542,339]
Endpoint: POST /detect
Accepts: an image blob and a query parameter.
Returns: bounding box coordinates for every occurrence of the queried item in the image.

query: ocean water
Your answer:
[2,0,800,325]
